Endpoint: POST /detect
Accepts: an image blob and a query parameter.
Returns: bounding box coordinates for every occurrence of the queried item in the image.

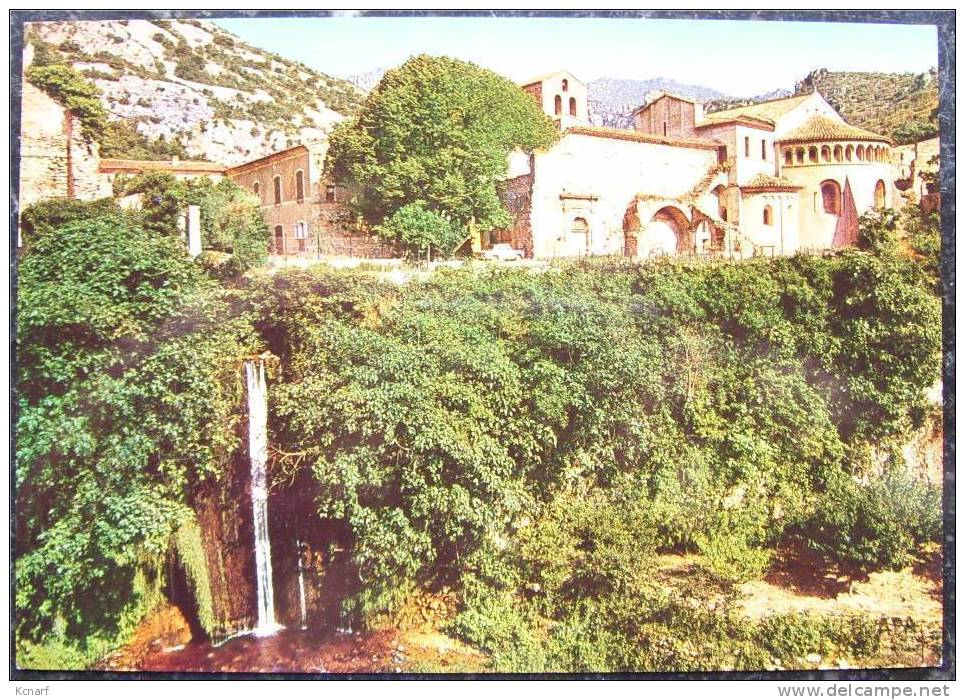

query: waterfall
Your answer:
[245,358,281,636]
[296,539,308,630]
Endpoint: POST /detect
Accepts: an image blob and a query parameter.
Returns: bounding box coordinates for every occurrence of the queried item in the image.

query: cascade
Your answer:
[296,539,308,630]
[245,358,282,636]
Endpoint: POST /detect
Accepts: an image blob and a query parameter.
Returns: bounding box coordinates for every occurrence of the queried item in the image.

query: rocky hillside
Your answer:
[25,19,363,165]
[587,77,728,128]
[794,68,939,144]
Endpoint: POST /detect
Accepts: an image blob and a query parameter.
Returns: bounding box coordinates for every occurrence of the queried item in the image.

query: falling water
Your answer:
[245,358,281,636]
[296,539,308,630]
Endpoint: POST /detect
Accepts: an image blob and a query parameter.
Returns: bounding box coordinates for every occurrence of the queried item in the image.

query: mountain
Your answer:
[794,68,939,144]
[703,88,793,115]
[24,19,364,165]
[347,67,387,93]
[586,77,729,128]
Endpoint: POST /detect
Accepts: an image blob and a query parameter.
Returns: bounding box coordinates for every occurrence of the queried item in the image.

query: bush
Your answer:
[25,64,108,141]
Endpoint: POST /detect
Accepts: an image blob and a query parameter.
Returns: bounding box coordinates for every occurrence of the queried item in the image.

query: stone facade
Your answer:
[505,74,904,261]
[18,80,112,215]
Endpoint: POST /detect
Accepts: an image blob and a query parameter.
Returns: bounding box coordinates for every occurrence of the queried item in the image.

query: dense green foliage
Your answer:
[375,203,465,258]
[15,205,258,667]
[25,63,108,141]
[113,173,269,276]
[15,197,942,670]
[245,224,940,632]
[326,55,559,241]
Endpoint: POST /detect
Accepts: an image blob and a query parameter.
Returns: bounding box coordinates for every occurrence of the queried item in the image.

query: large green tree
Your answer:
[326,54,558,238]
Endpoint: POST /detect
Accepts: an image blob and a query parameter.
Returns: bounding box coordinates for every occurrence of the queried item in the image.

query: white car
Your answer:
[482,243,525,262]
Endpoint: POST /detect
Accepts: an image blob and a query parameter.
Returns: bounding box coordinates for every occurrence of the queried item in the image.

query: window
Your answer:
[763,205,773,226]
[273,175,281,205]
[273,225,284,254]
[663,122,667,136]
[295,170,305,202]
[253,181,260,197]
[554,95,562,115]
[833,145,843,162]
[325,184,337,203]
[820,180,841,215]
[717,146,728,165]
[796,147,805,164]
[856,145,865,161]
[845,145,854,162]
[744,137,750,158]
[808,147,819,164]
[569,97,577,117]
[294,221,309,239]
[874,180,886,209]
[821,145,831,162]
[761,139,767,159]
[562,78,569,92]
[783,149,793,166]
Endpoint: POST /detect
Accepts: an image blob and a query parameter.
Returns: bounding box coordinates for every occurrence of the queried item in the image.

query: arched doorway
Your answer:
[570,216,590,255]
[874,180,886,209]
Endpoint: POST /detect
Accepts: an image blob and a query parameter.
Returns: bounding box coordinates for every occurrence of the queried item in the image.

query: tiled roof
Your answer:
[564,125,717,150]
[779,115,893,144]
[741,173,802,191]
[696,114,776,130]
[225,144,315,174]
[99,159,225,173]
[520,69,580,87]
[702,93,814,124]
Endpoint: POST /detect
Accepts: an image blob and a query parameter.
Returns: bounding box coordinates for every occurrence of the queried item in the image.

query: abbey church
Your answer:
[495,70,899,259]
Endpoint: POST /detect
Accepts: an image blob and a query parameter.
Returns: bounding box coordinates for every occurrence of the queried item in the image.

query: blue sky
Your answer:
[213,16,939,97]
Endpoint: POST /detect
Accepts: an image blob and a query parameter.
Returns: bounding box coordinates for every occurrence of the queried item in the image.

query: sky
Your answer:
[213,16,939,97]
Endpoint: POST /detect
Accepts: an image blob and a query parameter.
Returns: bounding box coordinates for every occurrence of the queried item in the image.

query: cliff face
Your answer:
[26,19,363,166]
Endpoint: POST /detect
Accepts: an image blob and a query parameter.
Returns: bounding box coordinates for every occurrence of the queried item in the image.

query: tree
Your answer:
[25,63,108,141]
[326,54,558,236]
[375,203,464,259]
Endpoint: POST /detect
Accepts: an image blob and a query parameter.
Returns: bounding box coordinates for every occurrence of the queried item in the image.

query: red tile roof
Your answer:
[99,159,225,174]
[564,125,717,150]
[741,173,802,192]
[779,115,893,145]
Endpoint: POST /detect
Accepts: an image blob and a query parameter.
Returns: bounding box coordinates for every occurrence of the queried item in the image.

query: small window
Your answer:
[783,149,793,166]
[744,137,750,158]
[253,181,260,196]
[761,139,767,159]
[808,147,819,164]
[833,145,843,162]
[821,145,831,162]
[763,205,773,226]
[294,221,309,239]
[273,224,284,254]
[569,97,577,117]
[273,175,282,205]
[295,170,305,202]
[562,78,569,92]
[663,122,667,136]
[325,184,336,203]
[717,146,728,164]
[796,147,805,164]
[554,94,562,115]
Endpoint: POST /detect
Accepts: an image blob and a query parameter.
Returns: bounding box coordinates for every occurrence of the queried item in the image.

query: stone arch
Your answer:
[711,184,727,221]
[874,179,887,209]
[554,94,562,115]
[570,216,590,254]
[644,205,692,256]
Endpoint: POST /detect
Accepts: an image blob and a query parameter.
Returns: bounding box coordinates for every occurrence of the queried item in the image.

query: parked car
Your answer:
[482,243,525,262]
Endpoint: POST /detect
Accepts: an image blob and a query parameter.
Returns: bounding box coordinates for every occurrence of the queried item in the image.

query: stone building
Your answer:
[18,77,112,213]
[98,156,227,187]
[226,143,394,258]
[496,75,901,260]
